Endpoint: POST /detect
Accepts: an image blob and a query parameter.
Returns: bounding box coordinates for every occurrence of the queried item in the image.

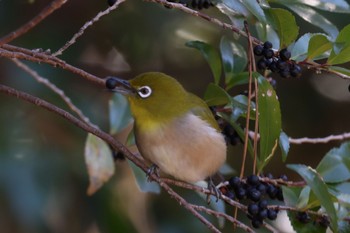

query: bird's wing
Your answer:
[187,93,221,131]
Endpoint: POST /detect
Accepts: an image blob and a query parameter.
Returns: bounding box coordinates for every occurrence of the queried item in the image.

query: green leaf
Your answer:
[296,0,350,13]
[220,36,234,85]
[316,142,350,183]
[264,8,299,48]
[240,0,266,23]
[231,41,248,74]
[279,131,290,162]
[297,186,311,209]
[226,72,249,90]
[231,94,256,121]
[257,75,282,172]
[255,22,280,49]
[282,186,303,207]
[328,24,350,65]
[328,66,350,77]
[84,133,115,195]
[127,160,161,194]
[307,34,332,60]
[186,41,222,84]
[287,164,338,232]
[204,83,231,106]
[328,46,350,65]
[109,93,133,135]
[282,3,339,39]
[289,33,312,61]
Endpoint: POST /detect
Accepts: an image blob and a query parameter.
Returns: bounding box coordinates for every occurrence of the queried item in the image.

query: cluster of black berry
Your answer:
[165,0,214,9]
[296,212,330,228]
[254,41,302,79]
[222,124,241,146]
[226,174,285,229]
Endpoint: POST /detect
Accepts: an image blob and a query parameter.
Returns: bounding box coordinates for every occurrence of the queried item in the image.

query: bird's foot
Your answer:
[146,164,160,182]
[206,177,222,204]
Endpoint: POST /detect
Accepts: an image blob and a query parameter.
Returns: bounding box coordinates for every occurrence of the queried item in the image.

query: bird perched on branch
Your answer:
[106,72,226,185]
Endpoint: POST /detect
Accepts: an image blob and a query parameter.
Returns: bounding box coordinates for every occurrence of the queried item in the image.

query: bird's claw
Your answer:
[206,177,222,204]
[146,164,160,182]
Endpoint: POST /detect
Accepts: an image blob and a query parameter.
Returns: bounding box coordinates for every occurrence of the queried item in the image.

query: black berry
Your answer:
[254,45,264,56]
[268,61,279,72]
[225,190,235,200]
[258,209,268,220]
[229,176,241,189]
[251,218,263,228]
[267,209,278,220]
[265,173,274,179]
[279,69,291,78]
[248,203,259,215]
[247,175,260,186]
[279,174,288,181]
[290,64,302,78]
[257,58,268,70]
[276,188,284,201]
[235,187,247,200]
[258,199,268,209]
[247,188,262,202]
[263,49,274,59]
[267,184,278,199]
[296,212,311,223]
[256,183,267,194]
[106,77,118,89]
[318,215,330,227]
[276,60,287,70]
[263,41,273,49]
[279,48,291,61]
[107,0,117,6]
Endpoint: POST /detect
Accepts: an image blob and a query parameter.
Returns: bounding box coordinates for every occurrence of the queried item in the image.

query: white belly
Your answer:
[135,113,227,183]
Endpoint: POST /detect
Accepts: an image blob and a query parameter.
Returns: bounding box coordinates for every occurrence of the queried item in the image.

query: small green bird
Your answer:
[106,72,227,184]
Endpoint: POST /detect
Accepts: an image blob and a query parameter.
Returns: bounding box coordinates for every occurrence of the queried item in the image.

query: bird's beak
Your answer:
[105,76,135,95]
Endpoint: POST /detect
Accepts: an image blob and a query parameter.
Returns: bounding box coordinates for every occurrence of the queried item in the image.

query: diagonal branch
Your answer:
[53,0,126,56]
[0,83,222,233]
[145,0,261,45]
[0,0,68,46]
[0,44,105,87]
[11,58,97,128]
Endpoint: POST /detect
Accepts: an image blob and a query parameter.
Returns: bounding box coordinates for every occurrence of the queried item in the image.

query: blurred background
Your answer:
[0,0,350,232]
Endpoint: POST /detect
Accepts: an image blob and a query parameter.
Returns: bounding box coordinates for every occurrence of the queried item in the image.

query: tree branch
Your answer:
[145,0,261,45]
[53,0,126,56]
[10,58,97,128]
[0,0,68,46]
[0,44,105,87]
[289,132,350,144]
[0,83,223,233]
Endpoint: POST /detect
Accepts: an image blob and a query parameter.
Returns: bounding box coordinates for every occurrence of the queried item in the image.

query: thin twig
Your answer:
[146,0,261,45]
[0,0,68,46]
[53,0,126,56]
[289,132,350,144]
[0,45,105,87]
[11,58,97,128]
[244,21,259,175]
[191,204,255,233]
[302,60,350,80]
[0,84,221,233]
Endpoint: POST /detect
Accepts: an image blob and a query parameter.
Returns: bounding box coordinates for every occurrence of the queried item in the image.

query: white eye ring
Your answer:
[137,86,152,98]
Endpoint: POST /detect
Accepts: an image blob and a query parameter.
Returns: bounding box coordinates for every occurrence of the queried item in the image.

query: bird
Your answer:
[106,72,227,184]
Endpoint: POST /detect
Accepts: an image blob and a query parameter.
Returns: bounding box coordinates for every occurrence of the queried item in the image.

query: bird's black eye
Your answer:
[137,86,152,98]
